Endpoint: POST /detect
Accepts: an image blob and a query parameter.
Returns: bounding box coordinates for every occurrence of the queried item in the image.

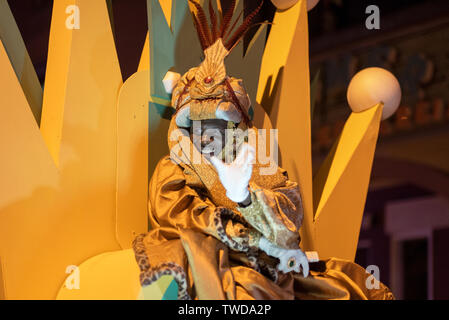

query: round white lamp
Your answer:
[347,67,401,120]
[271,0,320,11]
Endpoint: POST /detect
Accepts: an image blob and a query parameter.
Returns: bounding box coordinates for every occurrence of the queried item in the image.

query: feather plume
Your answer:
[222,10,243,41]
[208,0,218,42]
[225,0,264,50]
[192,14,208,50]
[189,0,212,47]
[219,0,236,38]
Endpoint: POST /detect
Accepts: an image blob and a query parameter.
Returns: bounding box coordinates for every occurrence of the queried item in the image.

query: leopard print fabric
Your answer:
[258,259,279,283]
[245,247,262,273]
[132,234,191,300]
[215,208,280,279]
[140,262,191,300]
[133,207,269,300]
[213,206,253,253]
[133,233,150,271]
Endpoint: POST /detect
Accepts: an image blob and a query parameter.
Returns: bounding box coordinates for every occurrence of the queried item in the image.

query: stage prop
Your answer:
[1,0,123,299]
[0,0,399,299]
[0,1,42,123]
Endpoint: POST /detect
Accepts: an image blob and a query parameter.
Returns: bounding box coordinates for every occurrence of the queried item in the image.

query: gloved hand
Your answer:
[210,143,255,203]
[259,237,309,277]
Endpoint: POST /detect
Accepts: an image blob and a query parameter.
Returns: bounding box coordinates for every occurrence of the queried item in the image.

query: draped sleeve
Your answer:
[237,176,303,250]
[148,156,262,253]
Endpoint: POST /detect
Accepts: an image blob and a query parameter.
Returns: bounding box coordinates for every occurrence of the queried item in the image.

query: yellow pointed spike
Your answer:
[0,1,43,124]
[159,0,173,30]
[0,37,58,299]
[0,37,58,208]
[0,0,123,299]
[138,32,150,72]
[313,104,384,260]
[256,0,314,251]
[40,0,75,166]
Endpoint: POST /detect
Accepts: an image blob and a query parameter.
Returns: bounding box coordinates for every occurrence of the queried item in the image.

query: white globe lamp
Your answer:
[347,67,401,120]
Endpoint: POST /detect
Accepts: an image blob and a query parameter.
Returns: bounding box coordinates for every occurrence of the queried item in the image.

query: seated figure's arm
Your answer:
[237,175,309,276]
[209,143,304,250]
[237,178,303,250]
[149,157,262,253]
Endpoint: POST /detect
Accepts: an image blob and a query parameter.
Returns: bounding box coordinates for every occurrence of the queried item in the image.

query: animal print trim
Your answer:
[133,233,150,272]
[245,247,261,273]
[140,262,191,300]
[214,207,251,253]
[132,234,191,300]
[214,208,271,277]
[244,247,278,283]
[258,259,279,283]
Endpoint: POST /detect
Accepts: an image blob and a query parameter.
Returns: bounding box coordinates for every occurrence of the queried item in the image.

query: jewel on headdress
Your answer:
[204,76,213,84]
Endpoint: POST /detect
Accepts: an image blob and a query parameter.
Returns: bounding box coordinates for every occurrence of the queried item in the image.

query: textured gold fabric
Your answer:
[171,55,252,127]
[189,99,218,121]
[132,118,394,300]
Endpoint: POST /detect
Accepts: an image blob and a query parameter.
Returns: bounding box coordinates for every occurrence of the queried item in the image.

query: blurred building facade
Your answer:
[309,0,449,300]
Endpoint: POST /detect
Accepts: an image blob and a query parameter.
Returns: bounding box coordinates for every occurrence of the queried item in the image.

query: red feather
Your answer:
[222,9,243,41]
[225,0,264,51]
[208,0,218,42]
[189,0,212,47]
[219,0,236,38]
[192,14,208,50]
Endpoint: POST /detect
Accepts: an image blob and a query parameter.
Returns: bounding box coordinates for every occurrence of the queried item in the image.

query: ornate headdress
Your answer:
[172,0,263,128]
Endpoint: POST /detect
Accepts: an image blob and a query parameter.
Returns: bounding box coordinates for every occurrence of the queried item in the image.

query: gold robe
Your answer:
[133,121,394,300]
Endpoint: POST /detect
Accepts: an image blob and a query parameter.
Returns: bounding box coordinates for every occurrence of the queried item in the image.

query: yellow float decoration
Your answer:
[0,0,397,299]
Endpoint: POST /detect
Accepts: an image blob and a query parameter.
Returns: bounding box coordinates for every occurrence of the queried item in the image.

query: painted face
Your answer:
[190,119,228,158]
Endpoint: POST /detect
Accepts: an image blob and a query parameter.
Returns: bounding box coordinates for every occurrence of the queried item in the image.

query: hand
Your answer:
[259,237,309,277]
[210,143,255,203]
[276,248,309,277]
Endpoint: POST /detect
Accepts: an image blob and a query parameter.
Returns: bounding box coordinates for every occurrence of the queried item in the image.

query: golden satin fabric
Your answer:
[133,119,394,300]
[133,157,393,300]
